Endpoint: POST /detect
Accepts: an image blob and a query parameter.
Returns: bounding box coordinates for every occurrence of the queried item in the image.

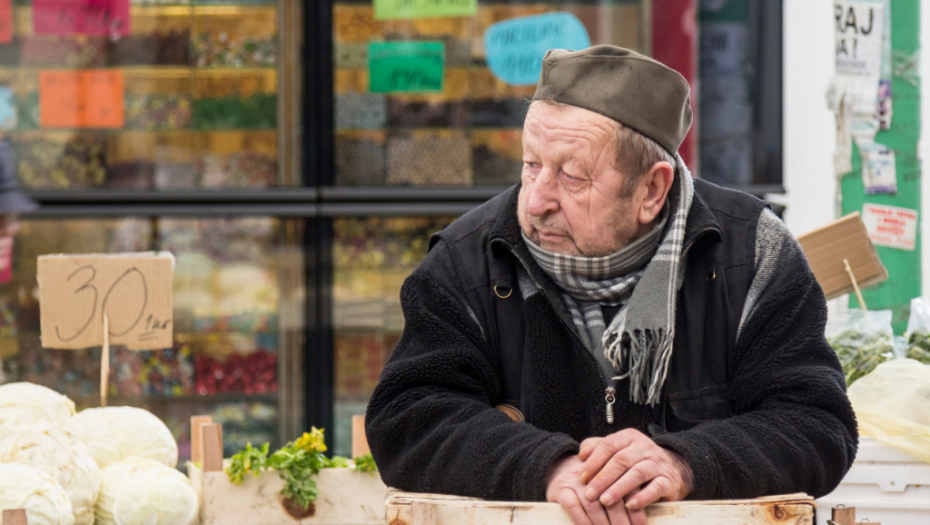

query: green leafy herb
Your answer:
[227,442,269,485]
[828,330,893,385]
[225,428,378,512]
[351,453,378,473]
[906,329,930,364]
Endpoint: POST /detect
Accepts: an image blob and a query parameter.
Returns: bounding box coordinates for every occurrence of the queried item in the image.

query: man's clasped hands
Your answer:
[545,429,694,525]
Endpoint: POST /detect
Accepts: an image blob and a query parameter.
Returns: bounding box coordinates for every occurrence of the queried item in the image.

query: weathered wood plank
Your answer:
[385,494,814,525]
[193,465,388,525]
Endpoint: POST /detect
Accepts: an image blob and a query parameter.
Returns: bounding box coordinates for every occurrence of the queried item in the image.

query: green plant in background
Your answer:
[226,427,378,512]
[828,330,894,386]
[906,330,930,364]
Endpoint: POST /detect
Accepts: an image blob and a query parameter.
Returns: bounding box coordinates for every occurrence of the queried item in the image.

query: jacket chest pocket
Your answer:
[666,384,732,431]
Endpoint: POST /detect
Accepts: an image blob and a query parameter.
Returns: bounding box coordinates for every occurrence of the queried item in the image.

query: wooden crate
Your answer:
[189,418,388,525]
[190,464,388,525]
[385,492,815,525]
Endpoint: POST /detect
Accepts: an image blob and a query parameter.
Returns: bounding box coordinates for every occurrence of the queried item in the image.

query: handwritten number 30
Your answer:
[55,266,148,341]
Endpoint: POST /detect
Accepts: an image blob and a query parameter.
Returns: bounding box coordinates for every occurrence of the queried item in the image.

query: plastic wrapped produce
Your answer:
[826,309,894,386]
[67,406,178,469]
[0,463,74,525]
[0,423,101,525]
[95,457,198,525]
[0,382,75,437]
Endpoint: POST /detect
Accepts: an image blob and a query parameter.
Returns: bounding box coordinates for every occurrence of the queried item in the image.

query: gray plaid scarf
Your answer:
[524,156,694,405]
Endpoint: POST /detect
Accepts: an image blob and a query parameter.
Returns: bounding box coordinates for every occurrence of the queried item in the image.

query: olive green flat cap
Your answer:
[532,45,693,156]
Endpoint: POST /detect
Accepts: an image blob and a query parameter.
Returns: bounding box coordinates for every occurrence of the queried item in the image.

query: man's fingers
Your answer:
[624,475,674,510]
[578,438,602,463]
[557,488,594,525]
[579,432,641,486]
[627,507,647,525]
[583,447,640,502]
[599,461,662,507]
[603,500,632,525]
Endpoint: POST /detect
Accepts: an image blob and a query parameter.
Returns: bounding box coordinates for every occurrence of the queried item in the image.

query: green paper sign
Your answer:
[373,0,477,20]
[369,42,444,93]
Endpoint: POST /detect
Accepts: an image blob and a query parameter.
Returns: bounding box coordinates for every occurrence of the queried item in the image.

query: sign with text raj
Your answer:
[862,203,918,251]
[38,253,174,350]
[40,70,124,128]
[834,2,884,82]
[485,12,591,86]
[369,41,444,93]
[374,0,476,21]
[34,0,130,36]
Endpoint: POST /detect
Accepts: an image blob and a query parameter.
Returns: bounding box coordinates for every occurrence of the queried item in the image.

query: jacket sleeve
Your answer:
[653,209,859,499]
[365,240,579,501]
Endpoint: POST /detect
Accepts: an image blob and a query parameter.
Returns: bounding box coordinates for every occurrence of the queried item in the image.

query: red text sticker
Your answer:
[0,0,12,44]
[33,0,130,37]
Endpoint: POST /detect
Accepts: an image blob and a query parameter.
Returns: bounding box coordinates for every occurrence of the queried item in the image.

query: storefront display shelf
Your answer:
[69,392,279,405]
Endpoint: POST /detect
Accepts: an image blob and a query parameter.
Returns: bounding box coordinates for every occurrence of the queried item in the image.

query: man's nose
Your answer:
[525,167,560,217]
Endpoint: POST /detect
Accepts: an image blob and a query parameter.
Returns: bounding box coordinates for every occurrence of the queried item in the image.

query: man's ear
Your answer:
[638,161,674,225]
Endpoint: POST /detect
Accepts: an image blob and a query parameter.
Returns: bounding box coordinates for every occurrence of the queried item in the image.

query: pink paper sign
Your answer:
[33,0,130,37]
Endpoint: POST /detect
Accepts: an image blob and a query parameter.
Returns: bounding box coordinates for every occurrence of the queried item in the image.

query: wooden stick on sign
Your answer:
[352,415,370,458]
[101,313,110,408]
[201,423,224,473]
[190,415,213,465]
[2,509,28,525]
[843,259,874,331]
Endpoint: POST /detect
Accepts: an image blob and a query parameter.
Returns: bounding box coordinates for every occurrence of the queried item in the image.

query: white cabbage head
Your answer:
[67,406,178,469]
[0,423,101,525]
[95,457,198,525]
[0,382,75,439]
[0,462,74,525]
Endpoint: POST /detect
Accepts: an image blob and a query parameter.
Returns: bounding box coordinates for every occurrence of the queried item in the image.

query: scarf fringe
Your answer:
[605,327,674,406]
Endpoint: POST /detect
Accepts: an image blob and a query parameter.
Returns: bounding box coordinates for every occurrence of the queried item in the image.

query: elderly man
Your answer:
[366,46,857,525]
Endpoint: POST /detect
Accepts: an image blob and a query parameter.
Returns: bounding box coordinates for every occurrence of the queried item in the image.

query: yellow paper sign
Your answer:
[38,253,174,350]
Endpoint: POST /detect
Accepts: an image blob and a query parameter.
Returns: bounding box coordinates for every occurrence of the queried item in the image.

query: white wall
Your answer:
[782,0,838,237]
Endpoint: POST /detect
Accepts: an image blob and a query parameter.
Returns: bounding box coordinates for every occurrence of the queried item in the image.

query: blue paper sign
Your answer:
[484,12,591,86]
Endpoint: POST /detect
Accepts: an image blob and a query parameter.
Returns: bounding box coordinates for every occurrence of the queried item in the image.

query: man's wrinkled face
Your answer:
[518,102,642,257]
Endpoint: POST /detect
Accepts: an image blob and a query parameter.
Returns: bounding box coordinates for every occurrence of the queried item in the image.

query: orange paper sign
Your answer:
[40,70,124,128]
[0,0,11,44]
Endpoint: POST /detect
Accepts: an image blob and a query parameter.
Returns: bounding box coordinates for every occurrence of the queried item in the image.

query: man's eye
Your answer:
[524,161,541,169]
[561,170,581,183]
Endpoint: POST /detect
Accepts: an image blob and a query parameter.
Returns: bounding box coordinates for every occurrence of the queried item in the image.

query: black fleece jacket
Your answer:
[366,180,858,502]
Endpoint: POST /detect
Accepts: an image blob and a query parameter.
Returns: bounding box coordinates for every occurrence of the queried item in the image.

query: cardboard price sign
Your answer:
[33,0,130,36]
[38,253,174,350]
[40,70,124,129]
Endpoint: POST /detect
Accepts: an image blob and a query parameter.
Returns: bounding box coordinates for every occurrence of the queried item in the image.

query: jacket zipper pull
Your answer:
[605,387,616,424]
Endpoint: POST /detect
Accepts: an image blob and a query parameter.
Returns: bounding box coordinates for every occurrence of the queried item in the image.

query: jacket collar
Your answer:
[488,182,723,256]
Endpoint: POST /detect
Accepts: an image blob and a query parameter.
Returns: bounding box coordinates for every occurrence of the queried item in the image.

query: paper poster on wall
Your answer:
[484,12,591,86]
[826,1,888,179]
[373,0,477,21]
[33,0,130,36]
[0,0,12,44]
[861,203,917,251]
[861,143,896,194]
[40,70,125,128]
[368,41,444,93]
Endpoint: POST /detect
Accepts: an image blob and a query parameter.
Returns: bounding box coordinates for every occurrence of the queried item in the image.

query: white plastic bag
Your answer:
[848,358,930,463]
[825,309,894,385]
[905,297,930,364]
